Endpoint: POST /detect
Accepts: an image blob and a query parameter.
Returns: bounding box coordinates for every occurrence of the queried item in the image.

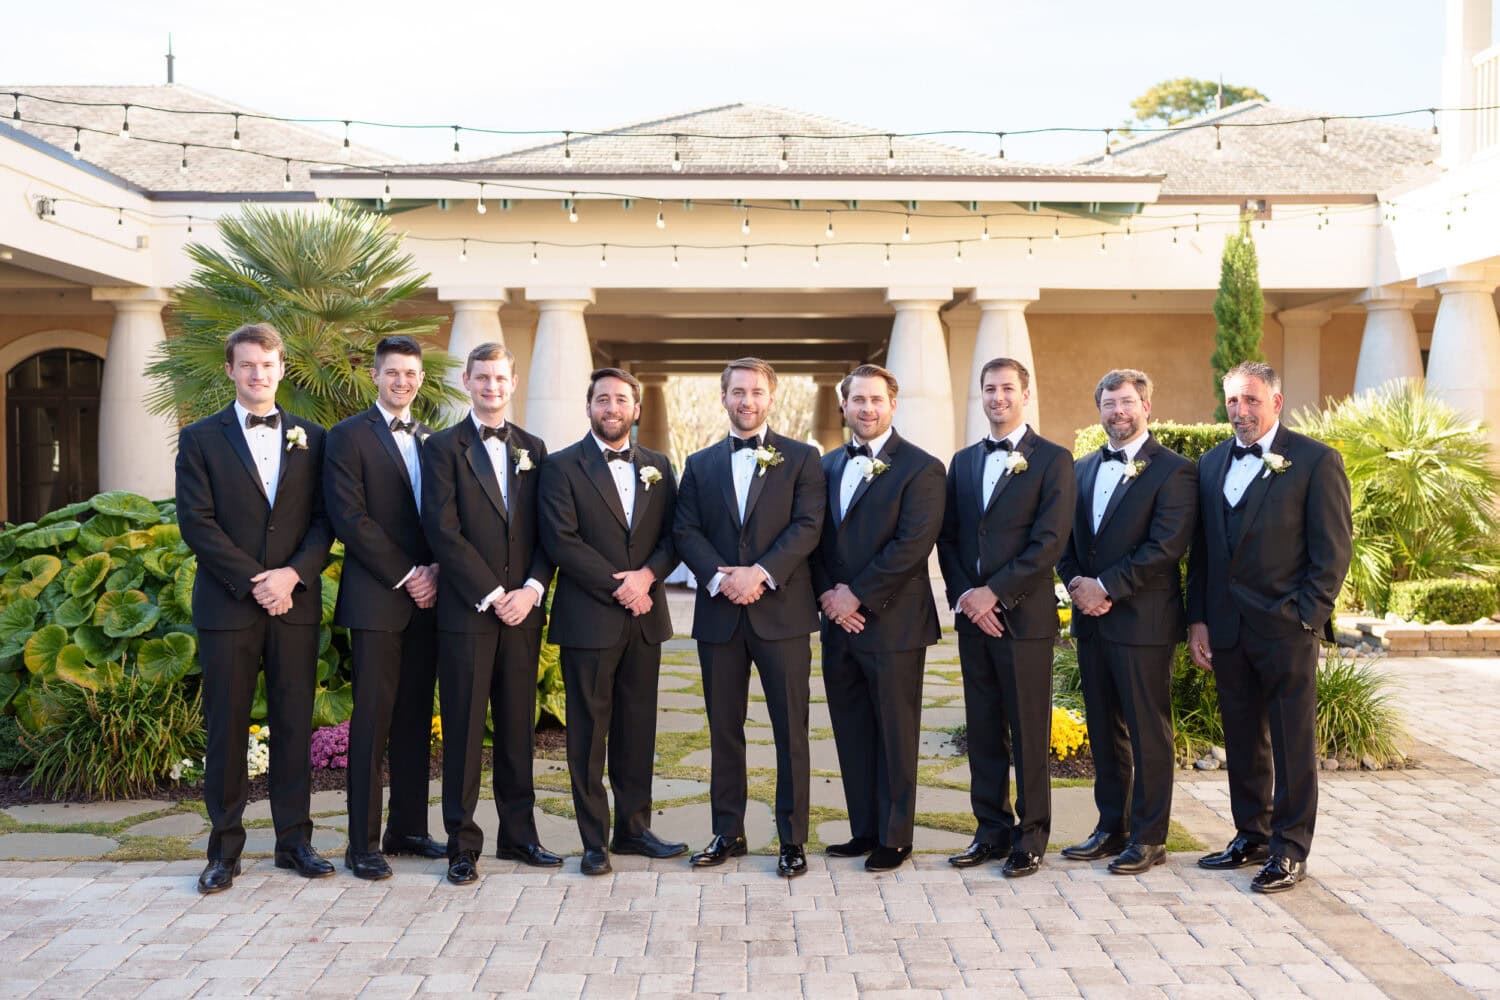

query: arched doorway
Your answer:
[6,349,102,523]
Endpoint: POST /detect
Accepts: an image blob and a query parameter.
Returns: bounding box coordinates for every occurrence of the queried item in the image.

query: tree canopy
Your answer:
[1130,77,1269,127]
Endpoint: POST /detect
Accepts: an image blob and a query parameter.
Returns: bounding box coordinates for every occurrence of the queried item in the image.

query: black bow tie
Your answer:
[604,447,632,464]
[845,442,871,459]
[389,417,415,435]
[983,437,1013,453]
[730,435,760,452]
[1231,442,1263,461]
[245,412,279,430]
[480,424,509,443]
[1100,446,1126,463]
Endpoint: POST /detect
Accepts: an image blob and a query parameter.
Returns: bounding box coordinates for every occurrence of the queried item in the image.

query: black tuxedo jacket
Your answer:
[419,416,554,634]
[672,429,825,643]
[936,427,1076,641]
[323,406,434,632]
[175,404,332,629]
[1185,425,1352,646]
[538,437,678,648]
[810,431,945,652]
[1056,435,1198,645]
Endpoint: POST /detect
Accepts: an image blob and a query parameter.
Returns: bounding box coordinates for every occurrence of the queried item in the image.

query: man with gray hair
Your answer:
[1186,361,1351,893]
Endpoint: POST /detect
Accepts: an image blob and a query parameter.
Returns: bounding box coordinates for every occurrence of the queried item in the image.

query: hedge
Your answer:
[1073,421,1233,463]
[1387,578,1498,624]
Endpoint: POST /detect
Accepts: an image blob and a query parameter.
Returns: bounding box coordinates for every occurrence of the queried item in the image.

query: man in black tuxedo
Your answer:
[323,336,446,880]
[175,323,335,893]
[1187,361,1351,893]
[672,358,824,878]
[1056,369,1197,874]
[420,342,559,884]
[538,368,687,876]
[812,364,945,873]
[936,357,1075,878]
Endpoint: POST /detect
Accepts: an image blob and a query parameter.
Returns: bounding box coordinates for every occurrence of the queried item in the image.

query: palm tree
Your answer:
[145,202,465,428]
[1294,379,1500,612]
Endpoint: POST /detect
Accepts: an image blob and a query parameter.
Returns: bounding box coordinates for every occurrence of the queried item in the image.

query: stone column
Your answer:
[968,288,1041,441]
[92,288,176,500]
[1419,264,1500,455]
[437,287,507,426]
[884,288,955,460]
[635,375,669,453]
[524,288,596,449]
[813,376,846,452]
[1354,286,1432,393]
[1277,306,1332,416]
[943,305,979,442]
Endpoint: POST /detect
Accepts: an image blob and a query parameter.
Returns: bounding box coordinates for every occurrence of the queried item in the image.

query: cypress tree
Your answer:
[1210,218,1266,420]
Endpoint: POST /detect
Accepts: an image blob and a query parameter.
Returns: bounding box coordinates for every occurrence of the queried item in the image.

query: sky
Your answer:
[2,0,1447,165]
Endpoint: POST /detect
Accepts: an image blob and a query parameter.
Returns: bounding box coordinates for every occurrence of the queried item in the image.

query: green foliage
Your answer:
[1170,646,1224,760]
[1294,380,1500,613]
[1387,578,1497,624]
[1075,420,1233,462]
[144,202,466,430]
[0,714,32,773]
[1314,646,1405,764]
[1129,78,1270,126]
[1210,221,1265,421]
[23,674,206,800]
[537,579,565,726]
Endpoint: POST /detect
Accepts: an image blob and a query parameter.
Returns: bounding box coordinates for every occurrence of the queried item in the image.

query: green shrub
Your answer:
[1051,643,1083,712]
[1074,421,1233,462]
[24,674,206,799]
[1171,645,1224,760]
[1387,578,1497,624]
[0,713,32,773]
[1315,646,1405,764]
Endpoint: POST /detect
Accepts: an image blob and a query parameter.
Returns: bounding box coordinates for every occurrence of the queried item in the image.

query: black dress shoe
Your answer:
[1002,850,1042,878]
[344,849,393,881]
[777,844,807,878]
[1060,829,1130,861]
[496,843,563,868]
[690,834,748,867]
[864,845,912,872]
[274,844,335,879]
[825,836,878,858]
[382,832,446,859]
[446,850,479,885]
[1250,856,1307,893]
[1108,842,1166,874]
[197,858,241,894]
[611,829,688,859]
[1198,836,1269,870]
[581,849,612,876]
[948,841,1002,868]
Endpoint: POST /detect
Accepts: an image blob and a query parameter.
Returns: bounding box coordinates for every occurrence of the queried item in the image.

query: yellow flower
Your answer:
[1049,706,1089,760]
[249,724,261,736]
[430,715,443,745]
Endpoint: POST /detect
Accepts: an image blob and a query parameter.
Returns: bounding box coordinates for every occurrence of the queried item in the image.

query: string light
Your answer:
[741,245,749,268]
[383,173,392,203]
[120,104,131,140]
[672,134,683,172]
[459,238,467,263]
[283,159,292,190]
[10,93,18,121]
[671,245,679,267]
[1098,236,1107,255]
[1124,223,1132,241]
[954,242,963,263]
[981,217,990,240]
[562,131,572,167]
[342,121,351,149]
[231,114,241,149]
[179,144,188,174]
[530,241,539,264]
[995,132,1005,160]
[813,245,821,268]
[901,215,910,241]
[741,207,750,235]
[1103,128,1113,157]
[599,244,608,267]
[887,134,895,168]
[1053,218,1061,241]
[1430,108,1441,146]
[1212,124,1223,159]
[778,135,788,172]
[1194,213,1201,232]
[1318,118,1330,154]
[452,125,461,159]
[116,207,123,227]
[825,210,835,239]
[656,201,665,228]
[1171,227,1180,247]
[568,198,578,223]
[1026,237,1034,259]
[883,243,891,266]
[476,183,487,213]
[71,127,81,155]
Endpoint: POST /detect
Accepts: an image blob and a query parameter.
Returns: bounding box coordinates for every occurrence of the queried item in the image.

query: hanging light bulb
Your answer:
[343,120,351,149]
[119,104,132,140]
[741,208,750,236]
[1053,218,1061,241]
[383,173,392,204]
[179,144,188,174]
[883,243,891,267]
[1103,128,1112,157]
[599,244,608,268]
[562,131,573,167]
[825,211,834,239]
[1212,124,1223,159]
[476,183,487,214]
[1124,223,1132,241]
[1430,108,1441,147]
[452,125,462,160]
[1318,118,1330,155]
[568,198,579,223]
[186,214,193,234]
[656,201,666,229]
[10,93,19,121]
[981,217,990,241]
[72,127,81,156]
[995,132,1005,160]
[1171,228,1180,247]
[231,114,242,149]
[741,246,749,269]
[459,239,468,263]
[283,159,292,190]
[887,134,895,169]
[778,135,789,172]
[1026,238,1034,259]
[530,242,539,265]
[901,215,911,241]
[671,134,683,172]
[813,245,821,268]
[671,245,680,268]
[117,207,124,227]
[1098,236,1107,255]
[954,242,963,263]
[1193,213,1200,232]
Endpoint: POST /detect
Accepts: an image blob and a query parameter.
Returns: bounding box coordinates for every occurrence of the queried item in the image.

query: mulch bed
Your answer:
[948,730,1097,780]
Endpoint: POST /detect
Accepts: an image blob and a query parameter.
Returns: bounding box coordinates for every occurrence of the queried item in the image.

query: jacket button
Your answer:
[268,525,276,533]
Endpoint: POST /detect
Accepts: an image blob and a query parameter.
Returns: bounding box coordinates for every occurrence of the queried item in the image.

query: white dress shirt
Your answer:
[1223,422,1280,506]
[708,427,777,597]
[594,433,636,524]
[980,423,1028,512]
[838,426,894,521]
[472,414,546,613]
[1092,429,1148,532]
[234,401,282,507]
[376,401,422,591]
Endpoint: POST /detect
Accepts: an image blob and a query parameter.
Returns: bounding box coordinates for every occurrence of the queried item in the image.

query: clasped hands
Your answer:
[250,567,301,616]
[492,584,540,627]
[612,567,655,617]
[819,583,865,634]
[403,563,440,609]
[1066,576,1113,617]
[956,586,1005,638]
[716,565,768,606]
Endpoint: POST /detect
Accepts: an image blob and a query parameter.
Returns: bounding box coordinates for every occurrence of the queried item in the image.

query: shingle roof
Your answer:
[369,102,1155,180]
[0,85,390,195]
[1075,101,1436,197]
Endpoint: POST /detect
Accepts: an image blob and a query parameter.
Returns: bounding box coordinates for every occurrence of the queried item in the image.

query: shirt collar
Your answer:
[853,426,894,458]
[1110,429,1149,462]
[1234,421,1280,458]
[591,433,630,455]
[375,400,412,428]
[471,412,507,436]
[730,426,767,450]
[987,423,1027,452]
[234,400,278,429]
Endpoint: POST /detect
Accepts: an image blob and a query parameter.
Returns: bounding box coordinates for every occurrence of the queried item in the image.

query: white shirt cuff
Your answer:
[955,587,973,613]
[1095,577,1108,599]
[394,566,416,590]
[753,564,777,590]
[524,578,547,601]
[707,571,725,597]
[476,584,505,612]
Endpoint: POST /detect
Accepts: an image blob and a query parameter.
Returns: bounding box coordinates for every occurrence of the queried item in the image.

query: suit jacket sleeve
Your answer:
[935,457,965,606]
[645,464,680,582]
[524,438,556,587]
[420,434,502,609]
[1297,447,1353,629]
[849,459,945,611]
[323,423,413,588]
[1096,461,1198,603]
[984,448,1076,605]
[286,426,333,589]
[752,446,826,586]
[174,424,264,600]
[671,456,724,584]
[538,457,625,602]
[1184,471,1209,625]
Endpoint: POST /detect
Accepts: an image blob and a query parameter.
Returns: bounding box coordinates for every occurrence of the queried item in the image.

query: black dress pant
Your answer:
[346,617,438,853]
[1213,628,1320,861]
[561,619,661,852]
[699,621,811,844]
[1077,638,1175,845]
[438,626,543,857]
[198,618,318,860]
[822,633,925,848]
[958,633,1052,856]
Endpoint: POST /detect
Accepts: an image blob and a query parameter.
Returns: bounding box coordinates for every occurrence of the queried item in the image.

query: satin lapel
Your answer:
[829,449,850,529]
[218,407,269,505]
[1231,426,1288,555]
[464,426,508,521]
[629,459,650,532]
[843,432,895,522]
[984,429,1033,514]
[742,433,773,526]
[719,439,743,532]
[274,412,297,501]
[581,438,629,531]
[1204,441,1232,553]
[1096,436,1154,536]
[1078,451,1102,541]
[369,407,416,497]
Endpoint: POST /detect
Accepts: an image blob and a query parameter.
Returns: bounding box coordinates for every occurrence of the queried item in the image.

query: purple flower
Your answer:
[309,721,352,770]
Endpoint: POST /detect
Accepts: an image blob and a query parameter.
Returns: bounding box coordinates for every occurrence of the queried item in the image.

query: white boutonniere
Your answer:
[863,458,890,484]
[639,466,663,491]
[1121,458,1147,480]
[1261,452,1290,479]
[753,445,784,478]
[1004,451,1028,475]
[513,448,534,472]
[285,426,308,452]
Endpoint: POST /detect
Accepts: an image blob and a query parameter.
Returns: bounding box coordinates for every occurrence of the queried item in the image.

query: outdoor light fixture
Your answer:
[826,211,834,239]
[779,135,789,172]
[231,114,241,149]
[459,239,468,263]
[383,174,392,203]
[741,246,749,268]
[563,132,572,167]
[982,217,990,240]
[1431,109,1441,146]
[600,245,608,267]
[452,126,461,159]
[883,244,891,266]
[656,202,666,228]
[72,128,81,155]
[568,198,579,223]
[1026,238,1034,259]
[120,104,131,139]
[672,135,683,172]
[1212,125,1223,159]
[902,215,911,241]
[343,121,351,149]
[954,242,963,263]
[180,145,188,174]
[672,245,679,267]
[476,184,487,214]
[530,242,539,265]
[813,246,821,268]
[996,132,1005,160]
[1053,218,1061,241]
[1318,119,1330,154]
[1103,128,1112,157]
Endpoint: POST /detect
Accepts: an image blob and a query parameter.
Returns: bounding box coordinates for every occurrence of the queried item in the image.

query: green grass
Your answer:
[105,835,196,862]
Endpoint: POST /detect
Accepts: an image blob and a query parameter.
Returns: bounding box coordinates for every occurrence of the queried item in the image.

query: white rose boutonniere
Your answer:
[1121,458,1147,480]
[753,445,785,478]
[1261,452,1291,479]
[863,458,890,484]
[285,426,308,452]
[1004,451,1028,476]
[514,448,534,472]
[639,466,663,491]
